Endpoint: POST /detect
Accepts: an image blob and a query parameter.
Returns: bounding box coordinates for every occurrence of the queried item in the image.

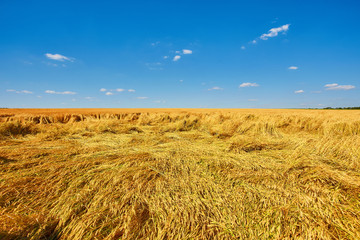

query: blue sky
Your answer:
[1,0,359,108]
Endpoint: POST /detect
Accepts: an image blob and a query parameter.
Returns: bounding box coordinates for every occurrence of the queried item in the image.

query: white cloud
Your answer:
[45,90,76,95]
[163,56,169,59]
[295,90,304,94]
[179,79,183,82]
[208,86,223,91]
[175,51,181,54]
[100,88,107,92]
[105,92,114,96]
[260,24,290,40]
[239,82,259,88]
[324,83,355,90]
[324,83,338,88]
[288,66,298,70]
[241,46,246,50]
[21,90,33,94]
[62,91,76,95]
[136,97,148,99]
[116,88,125,92]
[173,55,181,61]
[6,89,33,94]
[45,53,73,62]
[251,40,257,44]
[128,89,136,92]
[182,49,192,54]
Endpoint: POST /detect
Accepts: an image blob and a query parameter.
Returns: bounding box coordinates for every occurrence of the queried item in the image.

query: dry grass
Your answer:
[1,109,360,239]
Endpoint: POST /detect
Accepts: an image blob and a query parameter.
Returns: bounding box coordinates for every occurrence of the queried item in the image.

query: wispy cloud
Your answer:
[101,88,135,93]
[151,41,160,46]
[271,17,279,24]
[260,24,290,40]
[163,56,169,59]
[45,90,76,95]
[173,55,181,61]
[44,62,59,67]
[6,89,33,94]
[288,66,298,70]
[45,53,73,62]
[324,83,355,90]
[245,24,290,49]
[295,90,304,94]
[239,82,259,88]
[182,49,192,54]
[136,96,148,99]
[21,90,33,94]
[208,86,223,91]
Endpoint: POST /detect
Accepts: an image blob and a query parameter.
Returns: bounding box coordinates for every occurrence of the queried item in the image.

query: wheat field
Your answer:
[0,109,360,239]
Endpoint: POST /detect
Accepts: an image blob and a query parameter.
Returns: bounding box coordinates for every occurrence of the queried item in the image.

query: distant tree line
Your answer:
[307,107,360,110]
[323,107,360,110]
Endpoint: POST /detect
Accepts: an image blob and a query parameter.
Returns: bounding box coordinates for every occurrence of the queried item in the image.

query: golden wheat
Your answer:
[0,109,360,239]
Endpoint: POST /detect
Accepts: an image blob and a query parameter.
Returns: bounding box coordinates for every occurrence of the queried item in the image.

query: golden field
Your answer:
[0,108,360,239]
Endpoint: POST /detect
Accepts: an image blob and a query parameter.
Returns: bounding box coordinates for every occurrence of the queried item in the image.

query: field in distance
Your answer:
[1,109,360,239]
